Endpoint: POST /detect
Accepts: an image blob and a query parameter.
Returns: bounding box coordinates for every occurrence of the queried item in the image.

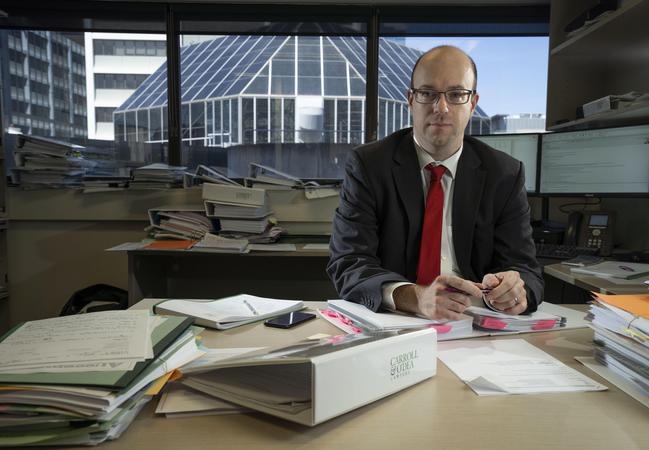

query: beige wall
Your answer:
[3,188,203,334]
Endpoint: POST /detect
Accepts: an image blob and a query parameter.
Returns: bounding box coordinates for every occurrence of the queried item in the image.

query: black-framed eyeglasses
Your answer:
[410,88,476,105]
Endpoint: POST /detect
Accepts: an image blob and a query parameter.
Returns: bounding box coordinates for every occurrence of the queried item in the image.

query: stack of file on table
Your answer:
[10,132,96,188]
[131,163,186,189]
[581,293,649,407]
[202,182,282,247]
[0,310,200,446]
[324,299,474,340]
[182,165,240,188]
[464,306,566,332]
[147,205,216,241]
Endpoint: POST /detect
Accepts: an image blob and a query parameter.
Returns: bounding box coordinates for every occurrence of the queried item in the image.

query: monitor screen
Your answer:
[474,134,538,193]
[540,124,649,195]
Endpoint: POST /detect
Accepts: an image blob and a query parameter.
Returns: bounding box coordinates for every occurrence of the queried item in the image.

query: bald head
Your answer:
[410,46,477,91]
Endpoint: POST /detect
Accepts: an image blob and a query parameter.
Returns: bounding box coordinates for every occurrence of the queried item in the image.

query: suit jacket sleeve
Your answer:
[327,150,409,311]
[490,161,544,313]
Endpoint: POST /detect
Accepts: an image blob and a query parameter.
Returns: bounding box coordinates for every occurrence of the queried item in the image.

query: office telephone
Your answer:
[564,211,615,256]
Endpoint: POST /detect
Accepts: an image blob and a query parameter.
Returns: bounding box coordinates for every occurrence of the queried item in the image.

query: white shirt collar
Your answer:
[413,134,463,179]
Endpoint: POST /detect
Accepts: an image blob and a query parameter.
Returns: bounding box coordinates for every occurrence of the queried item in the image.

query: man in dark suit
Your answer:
[327,46,543,320]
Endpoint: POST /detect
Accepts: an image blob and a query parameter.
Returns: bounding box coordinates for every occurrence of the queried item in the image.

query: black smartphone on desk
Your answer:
[264,311,316,329]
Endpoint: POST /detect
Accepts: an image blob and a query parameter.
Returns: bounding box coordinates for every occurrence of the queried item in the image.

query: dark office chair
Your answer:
[59,284,128,316]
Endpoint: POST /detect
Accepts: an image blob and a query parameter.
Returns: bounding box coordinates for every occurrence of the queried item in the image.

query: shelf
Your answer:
[551,0,648,59]
[548,102,649,131]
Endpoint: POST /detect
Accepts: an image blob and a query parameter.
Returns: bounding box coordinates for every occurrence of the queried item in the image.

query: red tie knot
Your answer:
[426,164,446,183]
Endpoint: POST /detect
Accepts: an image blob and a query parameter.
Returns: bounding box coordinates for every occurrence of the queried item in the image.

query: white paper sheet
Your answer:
[438,339,607,395]
[180,347,264,374]
[0,310,153,372]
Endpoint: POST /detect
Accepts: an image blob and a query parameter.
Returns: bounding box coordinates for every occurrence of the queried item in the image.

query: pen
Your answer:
[243,299,258,316]
[619,265,635,272]
[445,286,492,296]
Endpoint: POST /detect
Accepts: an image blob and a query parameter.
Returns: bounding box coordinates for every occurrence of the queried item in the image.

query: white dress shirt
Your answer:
[381,136,463,310]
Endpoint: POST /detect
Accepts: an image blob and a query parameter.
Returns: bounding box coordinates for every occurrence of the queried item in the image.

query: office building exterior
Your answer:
[115,36,492,149]
[84,33,167,141]
[491,113,546,133]
[0,30,87,140]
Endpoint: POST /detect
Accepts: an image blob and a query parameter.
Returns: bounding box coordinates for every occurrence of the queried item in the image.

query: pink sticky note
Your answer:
[532,320,557,330]
[428,324,452,334]
[482,317,507,330]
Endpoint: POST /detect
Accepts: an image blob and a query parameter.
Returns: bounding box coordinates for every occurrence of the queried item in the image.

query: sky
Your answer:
[404,37,549,117]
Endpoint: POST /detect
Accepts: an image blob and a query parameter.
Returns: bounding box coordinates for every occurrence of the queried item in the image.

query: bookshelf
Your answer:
[546,0,649,130]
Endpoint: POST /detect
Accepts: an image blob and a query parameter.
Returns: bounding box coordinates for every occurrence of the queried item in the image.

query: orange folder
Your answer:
[145,240,197,250]
[593,293,649,319]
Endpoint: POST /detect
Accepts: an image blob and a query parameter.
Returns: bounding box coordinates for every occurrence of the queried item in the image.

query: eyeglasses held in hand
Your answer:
[410,88,476,105]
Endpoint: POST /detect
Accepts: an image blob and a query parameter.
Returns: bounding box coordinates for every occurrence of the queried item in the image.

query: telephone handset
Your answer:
[564,211,615,256]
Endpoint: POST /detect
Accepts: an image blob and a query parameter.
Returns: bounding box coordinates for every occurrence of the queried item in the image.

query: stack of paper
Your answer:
[202,182,282,246]
[131,163,186,189]
[156,347,260,418]
[193,232,249,254]
[147,206,215,241]
[464,306,566,332]
[153,294,304,330]
[438,339,607,396]
[571,261,649,279]
[0,310,199,446]
[10,132,95,188]
[578,293,649,407]
[325,299,473,340]
[247,163,339,190]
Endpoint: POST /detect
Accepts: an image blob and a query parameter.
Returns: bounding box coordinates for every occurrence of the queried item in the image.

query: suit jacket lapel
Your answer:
[392,133,424,280]
[453,140,485,280]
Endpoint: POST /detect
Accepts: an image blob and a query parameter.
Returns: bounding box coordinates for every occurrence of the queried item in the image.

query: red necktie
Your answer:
[416,164,446,285]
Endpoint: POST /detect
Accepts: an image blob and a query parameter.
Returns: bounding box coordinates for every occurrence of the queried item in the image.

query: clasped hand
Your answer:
[481,271,527,315]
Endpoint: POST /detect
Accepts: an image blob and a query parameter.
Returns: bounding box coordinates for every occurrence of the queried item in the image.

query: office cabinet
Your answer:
[546,0,649,131]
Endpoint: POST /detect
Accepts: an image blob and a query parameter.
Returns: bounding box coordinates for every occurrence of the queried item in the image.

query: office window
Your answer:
[396,36,548,135]
[95,107,115,122]
[378,5,549,136]
[0,28,168,182]
[168,18,366,177]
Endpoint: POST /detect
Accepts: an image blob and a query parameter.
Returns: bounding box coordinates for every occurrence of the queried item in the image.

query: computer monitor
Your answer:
[474,133,539,193]
[540,124,649,196]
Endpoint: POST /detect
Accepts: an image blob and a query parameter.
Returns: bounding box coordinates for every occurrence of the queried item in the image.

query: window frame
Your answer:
[0,1,549,168]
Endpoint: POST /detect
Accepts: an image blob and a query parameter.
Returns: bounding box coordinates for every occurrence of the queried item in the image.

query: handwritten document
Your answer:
[0,310,153,373]
[438,339,607,395]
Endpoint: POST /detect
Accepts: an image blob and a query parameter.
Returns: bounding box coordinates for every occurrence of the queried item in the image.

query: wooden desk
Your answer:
[544,263,649,295]
[127,247,335,305]
[58,302,649,450]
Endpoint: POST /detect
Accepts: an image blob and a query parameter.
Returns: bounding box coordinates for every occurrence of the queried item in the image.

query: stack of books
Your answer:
[202,182,282,246]
[581,293,649,407]
[0,310,200,446]
[131,163,186,189]
[10,133,96,188]
[147,205,216,241]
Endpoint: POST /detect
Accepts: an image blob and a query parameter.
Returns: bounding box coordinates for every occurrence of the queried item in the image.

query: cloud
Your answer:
[464,40,480,53]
